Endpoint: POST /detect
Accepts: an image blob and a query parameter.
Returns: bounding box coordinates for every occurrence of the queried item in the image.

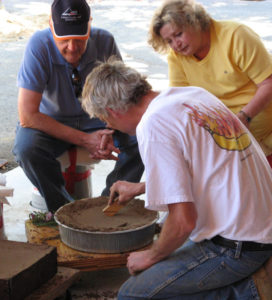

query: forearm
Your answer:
[20,111,89,147]
[134,182,145,196]
[240,75,272,119]
[18,87,91,147]
[148,213,191,264]
[126,203,197,275]
[241,92,272,119]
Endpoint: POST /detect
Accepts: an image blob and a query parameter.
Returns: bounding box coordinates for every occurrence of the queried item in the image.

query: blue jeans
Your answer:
[118,240,272,300]
[13,120,144,212]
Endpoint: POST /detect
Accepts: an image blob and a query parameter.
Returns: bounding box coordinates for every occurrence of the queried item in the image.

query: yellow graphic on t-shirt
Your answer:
[184,103,251,151]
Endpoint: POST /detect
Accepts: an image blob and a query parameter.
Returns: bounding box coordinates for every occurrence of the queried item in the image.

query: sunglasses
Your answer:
[71,68,82,98]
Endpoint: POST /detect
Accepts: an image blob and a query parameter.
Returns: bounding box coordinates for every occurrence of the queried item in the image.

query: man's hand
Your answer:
[109,181,145,205]
[127,249,155,275]
[85,129,120,160]
[126,202,197,275]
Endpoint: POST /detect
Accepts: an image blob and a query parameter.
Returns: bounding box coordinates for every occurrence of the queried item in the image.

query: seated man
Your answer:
[13,0,144,212]
[82,58,272,300]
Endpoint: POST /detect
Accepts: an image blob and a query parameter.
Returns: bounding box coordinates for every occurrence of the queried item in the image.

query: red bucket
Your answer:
[62,147,92,199]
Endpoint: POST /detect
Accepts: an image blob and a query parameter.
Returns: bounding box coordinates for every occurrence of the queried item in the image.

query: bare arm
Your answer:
[18,88,120,159]
[126,202,197,275]
[109,181,146,204]
[237,74,272,127]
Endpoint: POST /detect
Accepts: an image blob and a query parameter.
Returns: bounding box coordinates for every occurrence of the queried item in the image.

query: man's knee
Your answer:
[13,136,37,164]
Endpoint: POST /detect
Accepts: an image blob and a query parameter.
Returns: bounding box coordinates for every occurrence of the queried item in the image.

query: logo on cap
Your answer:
[61,8,82,22]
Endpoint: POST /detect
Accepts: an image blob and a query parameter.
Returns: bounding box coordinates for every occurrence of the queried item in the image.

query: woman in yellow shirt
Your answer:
[148,0,272,164]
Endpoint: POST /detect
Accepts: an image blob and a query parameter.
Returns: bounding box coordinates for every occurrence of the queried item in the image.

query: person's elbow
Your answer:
[185,204,197,234]
[169,202,197,237]
[19,111,36,128]
[18,88,42,128]
[183,216,197,235]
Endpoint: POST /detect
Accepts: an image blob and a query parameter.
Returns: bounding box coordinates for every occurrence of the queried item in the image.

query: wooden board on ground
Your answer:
[25,267,81,300]
[25,220,151,272]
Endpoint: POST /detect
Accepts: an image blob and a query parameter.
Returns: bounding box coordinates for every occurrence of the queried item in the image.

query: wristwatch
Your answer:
[239,110,252,123]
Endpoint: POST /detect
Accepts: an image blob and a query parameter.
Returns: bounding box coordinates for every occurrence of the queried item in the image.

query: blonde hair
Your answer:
[82,57,152,119]
[148,0,211,54]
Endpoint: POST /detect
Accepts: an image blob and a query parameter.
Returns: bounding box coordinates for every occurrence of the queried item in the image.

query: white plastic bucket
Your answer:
[30,187,48,212]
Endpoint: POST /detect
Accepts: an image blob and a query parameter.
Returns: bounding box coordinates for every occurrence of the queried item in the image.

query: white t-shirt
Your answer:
[136,87,272,243]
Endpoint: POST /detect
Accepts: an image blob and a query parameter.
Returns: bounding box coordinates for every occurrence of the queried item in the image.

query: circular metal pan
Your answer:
[55,215,158,253]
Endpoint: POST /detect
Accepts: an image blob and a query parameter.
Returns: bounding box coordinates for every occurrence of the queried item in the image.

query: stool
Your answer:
[30,147,99,212]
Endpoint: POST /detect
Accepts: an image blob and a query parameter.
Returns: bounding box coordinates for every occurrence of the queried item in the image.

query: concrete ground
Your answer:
[1,0,272,299]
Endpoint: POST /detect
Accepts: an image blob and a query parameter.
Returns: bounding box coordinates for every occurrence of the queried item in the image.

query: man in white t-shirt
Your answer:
[82,58,272,300]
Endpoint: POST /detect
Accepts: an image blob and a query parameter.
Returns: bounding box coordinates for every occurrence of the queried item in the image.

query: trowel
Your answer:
[103,196,125,216]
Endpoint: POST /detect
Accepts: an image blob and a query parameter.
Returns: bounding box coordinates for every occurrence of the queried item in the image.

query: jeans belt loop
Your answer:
[234,241,243,259]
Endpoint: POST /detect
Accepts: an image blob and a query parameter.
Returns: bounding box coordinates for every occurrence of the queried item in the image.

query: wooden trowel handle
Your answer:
[103,197,125,216]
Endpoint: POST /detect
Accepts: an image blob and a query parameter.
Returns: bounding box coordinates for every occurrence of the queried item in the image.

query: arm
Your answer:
[109,181,145,204]
[237,74,272,127]
[231,25,272,126]
[126,202,197,275]
[18,88,120,159]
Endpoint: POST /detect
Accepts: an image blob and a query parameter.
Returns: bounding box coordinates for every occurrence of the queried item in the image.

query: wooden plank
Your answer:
[25,267,81,300]
[25,220,150,272]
